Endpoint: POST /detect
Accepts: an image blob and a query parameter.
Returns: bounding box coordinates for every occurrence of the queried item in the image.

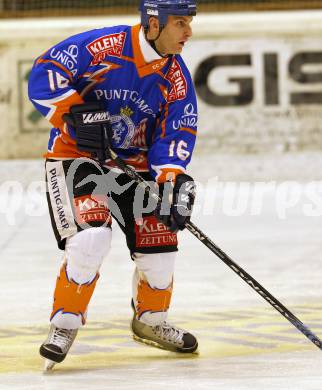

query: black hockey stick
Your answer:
[107,147,322,351]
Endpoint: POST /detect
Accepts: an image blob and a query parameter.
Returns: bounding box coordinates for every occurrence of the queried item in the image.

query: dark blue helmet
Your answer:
[139,0,197,29]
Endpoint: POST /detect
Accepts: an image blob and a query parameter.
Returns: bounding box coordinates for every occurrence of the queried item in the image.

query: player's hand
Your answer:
[63,102,112,163]
[155,174,196,232]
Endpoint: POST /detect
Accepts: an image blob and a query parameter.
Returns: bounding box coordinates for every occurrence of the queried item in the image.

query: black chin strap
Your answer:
[144,26,169,58]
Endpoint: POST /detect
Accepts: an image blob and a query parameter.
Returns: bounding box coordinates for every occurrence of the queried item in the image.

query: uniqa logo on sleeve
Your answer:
[86,32,127,65]
[50,44,79,76]
[173,103,198,130]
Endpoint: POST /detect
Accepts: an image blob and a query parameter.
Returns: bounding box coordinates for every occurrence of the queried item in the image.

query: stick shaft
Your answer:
[185,220,322,349]
[108,149,322,350]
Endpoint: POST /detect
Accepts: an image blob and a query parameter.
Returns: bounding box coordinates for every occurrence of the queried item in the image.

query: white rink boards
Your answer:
[0,157,322,389]
[1,11,322,158]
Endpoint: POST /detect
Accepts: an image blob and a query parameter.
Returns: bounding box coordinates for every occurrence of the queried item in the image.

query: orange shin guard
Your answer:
[50,264,99,325]
[136,279,173,319]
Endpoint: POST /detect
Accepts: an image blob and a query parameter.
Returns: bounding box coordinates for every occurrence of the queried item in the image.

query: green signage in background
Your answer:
[18,60,49,133]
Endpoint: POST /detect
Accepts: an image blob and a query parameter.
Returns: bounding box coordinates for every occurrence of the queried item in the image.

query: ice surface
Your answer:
[0,156,322,389]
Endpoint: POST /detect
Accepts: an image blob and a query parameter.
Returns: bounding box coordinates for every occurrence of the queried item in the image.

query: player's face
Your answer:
[154,16,193,55]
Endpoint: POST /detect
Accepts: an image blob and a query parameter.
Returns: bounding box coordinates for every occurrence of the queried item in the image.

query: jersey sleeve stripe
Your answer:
[179,127,197,136]
[36,58,74,81]
[161,103,169,138]
[33,90,84,128]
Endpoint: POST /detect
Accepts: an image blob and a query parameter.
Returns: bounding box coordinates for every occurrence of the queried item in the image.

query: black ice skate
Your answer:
[39,324,78,370]
[131,301,198,353]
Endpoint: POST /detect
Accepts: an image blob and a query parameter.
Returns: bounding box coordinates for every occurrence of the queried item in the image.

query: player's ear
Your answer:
[148,16,160,37]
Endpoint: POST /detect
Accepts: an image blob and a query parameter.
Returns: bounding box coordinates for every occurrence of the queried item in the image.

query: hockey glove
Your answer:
[155,174,196,232]
[63,102,112,163]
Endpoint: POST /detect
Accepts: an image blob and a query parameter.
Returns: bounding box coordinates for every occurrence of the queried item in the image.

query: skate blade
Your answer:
[133,333,165,351]
[44,359,56,371]
[132,334,199,355]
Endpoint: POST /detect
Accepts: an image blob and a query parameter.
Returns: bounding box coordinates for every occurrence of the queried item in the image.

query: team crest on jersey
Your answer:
[86,32,126,65]
[111,112,135,149]
[110,106,148,150]
[166,58,187,102]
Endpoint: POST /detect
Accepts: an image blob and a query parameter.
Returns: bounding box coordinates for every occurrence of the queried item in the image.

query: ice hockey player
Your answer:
[28,0,198,370]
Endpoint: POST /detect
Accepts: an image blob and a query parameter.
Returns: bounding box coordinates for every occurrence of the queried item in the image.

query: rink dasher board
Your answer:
[1,11,322,158]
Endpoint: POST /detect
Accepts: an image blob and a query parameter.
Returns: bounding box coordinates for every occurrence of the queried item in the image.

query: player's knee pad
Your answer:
[65,227,112,285]
[132,252,176,325]
[133,252,176,289]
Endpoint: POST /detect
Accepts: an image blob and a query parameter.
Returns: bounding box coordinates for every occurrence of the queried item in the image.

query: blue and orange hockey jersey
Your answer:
[28,24,198,183]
